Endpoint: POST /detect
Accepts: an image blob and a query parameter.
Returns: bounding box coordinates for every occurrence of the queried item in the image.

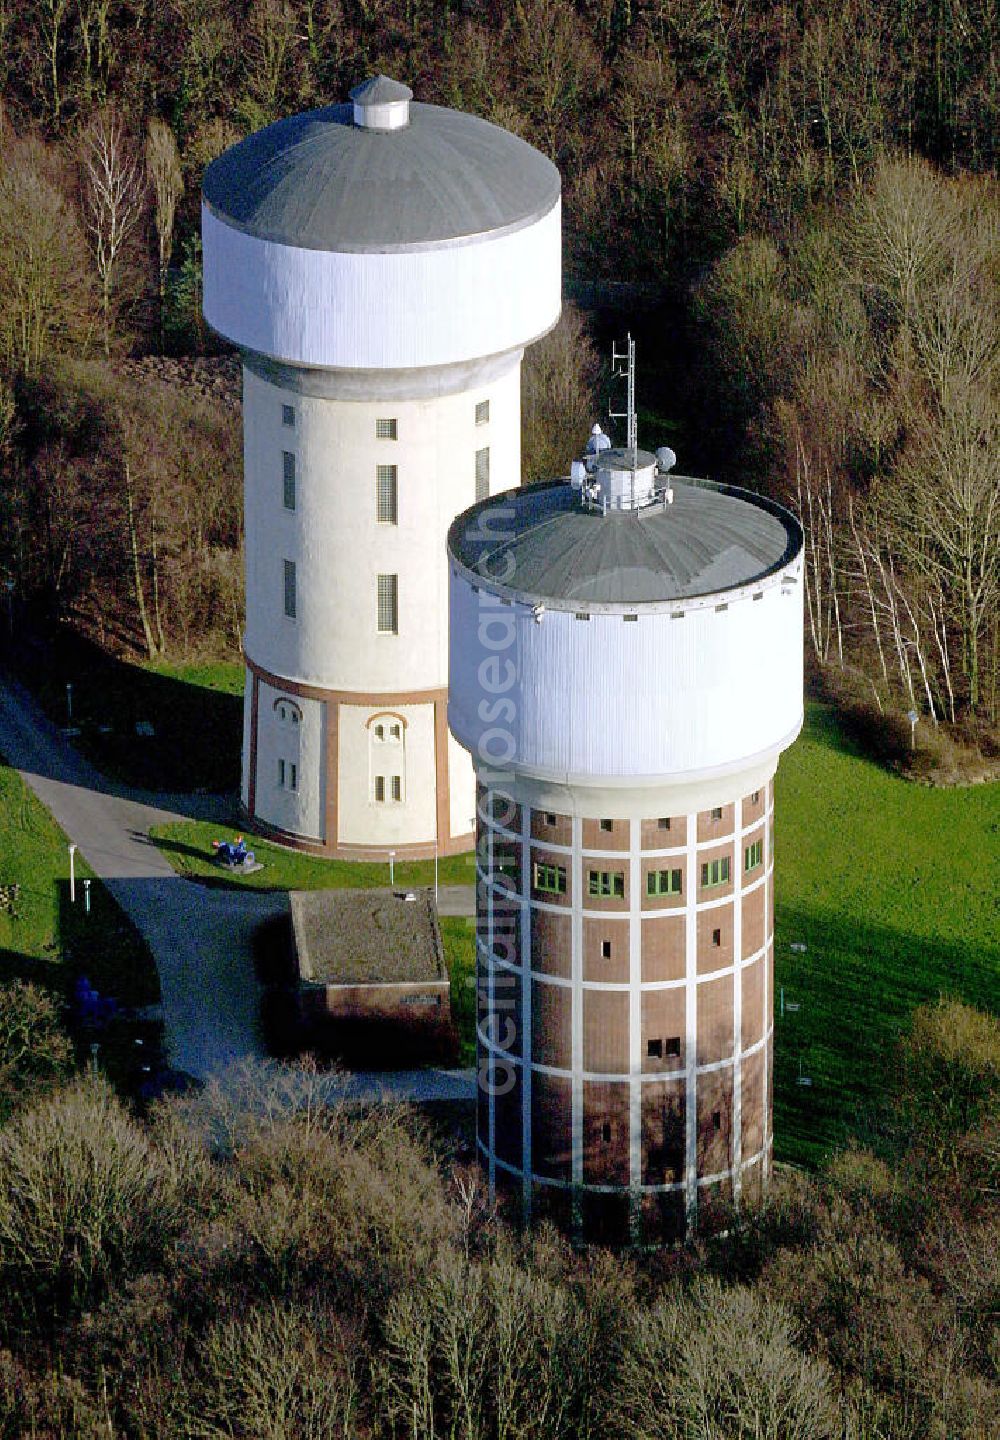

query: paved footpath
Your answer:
[0,672,475,1102]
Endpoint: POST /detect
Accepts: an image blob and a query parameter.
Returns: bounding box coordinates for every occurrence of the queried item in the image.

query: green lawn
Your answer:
[773,705,1000,1166]
[149,819,477,892]
[0,756,162,1090]
[440,915,477,1067]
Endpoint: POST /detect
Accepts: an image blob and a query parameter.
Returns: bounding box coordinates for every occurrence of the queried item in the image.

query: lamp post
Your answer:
[388,850,395,886]
[82,878,91,915]
[66,683,73,724]
[68,843,77,903]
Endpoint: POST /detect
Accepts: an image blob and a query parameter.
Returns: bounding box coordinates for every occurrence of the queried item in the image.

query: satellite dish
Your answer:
[656,446,677,474]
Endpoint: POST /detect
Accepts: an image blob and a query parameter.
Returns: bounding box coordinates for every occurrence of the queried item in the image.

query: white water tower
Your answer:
[202,77,561,857]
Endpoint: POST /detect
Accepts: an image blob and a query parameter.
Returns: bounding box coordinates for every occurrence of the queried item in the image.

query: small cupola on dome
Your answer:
[350,75,413,131]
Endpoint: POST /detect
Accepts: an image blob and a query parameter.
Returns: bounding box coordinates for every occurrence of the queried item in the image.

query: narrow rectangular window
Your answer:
[289,762,297,792]
[277,758,285,787]
[532,862,566,895]
[376,417,397,440]
[283,559,296,619]
[744,839,763,872]
[391,775,402,802]
[751,790,760,804]
[646,868,682,897]
[475,399,490,426]
[700,856,731,888]
[588,870,624,898]
[282,451,296,510]
[376,464,398,524]
[475,445,490,501]
[377,573,398,634]
[374,775,385,802]
[712,927,722,947]
[281,404,295,427]
[601,939,612,958]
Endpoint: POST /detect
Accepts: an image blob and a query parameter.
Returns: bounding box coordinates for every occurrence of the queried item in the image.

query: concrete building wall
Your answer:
[241,356,522,852]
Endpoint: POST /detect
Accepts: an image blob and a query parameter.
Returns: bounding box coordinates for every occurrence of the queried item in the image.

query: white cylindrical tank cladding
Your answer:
[202,200,561,371]
[449,559,804,784]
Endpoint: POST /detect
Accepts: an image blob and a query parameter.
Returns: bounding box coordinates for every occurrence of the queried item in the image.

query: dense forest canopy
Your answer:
[0,0,996,731]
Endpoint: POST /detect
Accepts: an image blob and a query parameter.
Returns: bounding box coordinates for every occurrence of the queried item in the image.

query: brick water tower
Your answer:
[202,77,561,857]
[448,366,804,1244]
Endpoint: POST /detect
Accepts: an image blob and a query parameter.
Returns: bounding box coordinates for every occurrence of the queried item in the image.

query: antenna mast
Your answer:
[610,333,637,459]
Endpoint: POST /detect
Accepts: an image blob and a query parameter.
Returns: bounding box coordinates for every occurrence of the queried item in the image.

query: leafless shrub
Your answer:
[614,1278,839,1440]
[0,1077,195,1325]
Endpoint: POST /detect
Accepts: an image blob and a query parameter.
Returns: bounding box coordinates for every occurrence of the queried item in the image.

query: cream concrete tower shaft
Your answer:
[202,78,561,856]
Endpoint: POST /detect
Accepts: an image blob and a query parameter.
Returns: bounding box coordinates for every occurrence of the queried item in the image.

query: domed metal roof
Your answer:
[450,479,802,608]
[203,92,561,255]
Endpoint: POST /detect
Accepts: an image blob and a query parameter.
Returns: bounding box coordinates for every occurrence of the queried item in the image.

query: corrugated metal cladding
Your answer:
[202,201,561,369]
[448,571,804,779]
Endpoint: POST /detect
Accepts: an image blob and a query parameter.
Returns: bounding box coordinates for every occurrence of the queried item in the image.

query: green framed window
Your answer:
[533,862,566,895]
[700,856,731,888]
[588,869,624,898]
[647,868,682,897]
[744,839,763,872]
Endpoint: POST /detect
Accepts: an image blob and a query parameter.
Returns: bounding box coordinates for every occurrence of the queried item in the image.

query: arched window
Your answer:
[368,711,406,804]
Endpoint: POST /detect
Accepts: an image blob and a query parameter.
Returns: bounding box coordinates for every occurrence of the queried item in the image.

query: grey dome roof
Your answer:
[202,98,560,254]
[449,479,802,608]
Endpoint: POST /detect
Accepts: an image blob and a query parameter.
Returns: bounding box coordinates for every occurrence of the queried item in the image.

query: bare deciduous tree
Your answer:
[145,118,183,349]
[0,140,92,373]
[81,107,144,356]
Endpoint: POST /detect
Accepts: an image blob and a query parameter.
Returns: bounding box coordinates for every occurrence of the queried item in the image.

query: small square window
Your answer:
[647,1038,663,1059]
[376,417,397,439]
[281,403,295,427]
[664,1036,681,1057]
[751,790,760,804]
[599,818,613,832]
[601,940,612,958]
[475,399,489,426]
[712,928,722,947]
[374,775,385,803]
[389,722,401,740]
[544,812,556,826]
[711,806,723,820]
[658,817,670,830]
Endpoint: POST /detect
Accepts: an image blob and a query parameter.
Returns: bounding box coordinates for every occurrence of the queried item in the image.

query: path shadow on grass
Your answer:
[772,902,1000,1169]
[4,625,242,797]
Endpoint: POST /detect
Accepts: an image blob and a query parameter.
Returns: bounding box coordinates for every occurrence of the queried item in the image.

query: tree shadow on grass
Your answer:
[4,625,242,795]
[772,902,1000,1169]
